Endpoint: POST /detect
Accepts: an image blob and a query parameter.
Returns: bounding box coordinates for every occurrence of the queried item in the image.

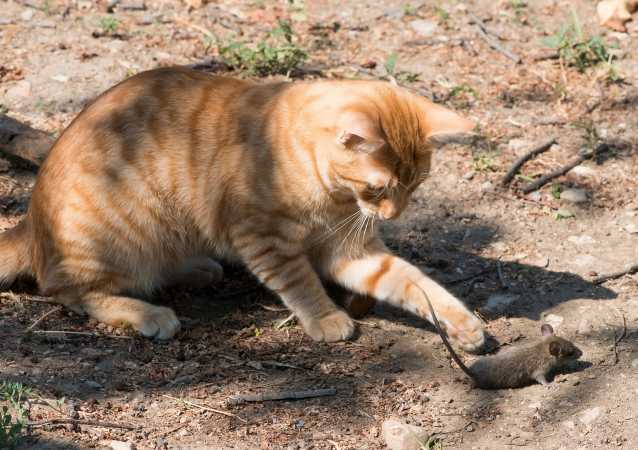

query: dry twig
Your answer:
[469,13,521,64]
[27,418,137,430]
[162,394,247,423]
[227,388,337,406]
[276,313,296,329]
[521,143,609,194]
[501,138,557,186]
[25,306,62,332]
[613,313,627,365]
[592,264,638,284]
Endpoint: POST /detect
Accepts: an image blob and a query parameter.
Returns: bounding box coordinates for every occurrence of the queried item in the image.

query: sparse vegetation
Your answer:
[543,9,613,72]
[99,16,119,34]
[218,19,307,76]
[383,52,421,83]
[0,382,31,449]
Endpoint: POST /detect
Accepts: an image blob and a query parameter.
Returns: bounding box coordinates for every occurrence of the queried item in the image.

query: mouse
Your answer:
[419,285,582,389]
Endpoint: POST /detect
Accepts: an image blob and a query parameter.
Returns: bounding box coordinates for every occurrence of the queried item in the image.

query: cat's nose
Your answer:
[379,201,400,220]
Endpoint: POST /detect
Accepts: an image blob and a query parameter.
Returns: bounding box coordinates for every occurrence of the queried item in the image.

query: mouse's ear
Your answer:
[541,324,554,337]
[549,341,561,357]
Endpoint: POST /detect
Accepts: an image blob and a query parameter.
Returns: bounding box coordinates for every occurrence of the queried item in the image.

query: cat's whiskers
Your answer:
[338,212,364,253]
[308,210,360,249]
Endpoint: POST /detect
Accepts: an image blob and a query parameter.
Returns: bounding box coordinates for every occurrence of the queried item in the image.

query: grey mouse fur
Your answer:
[420,285,582,389]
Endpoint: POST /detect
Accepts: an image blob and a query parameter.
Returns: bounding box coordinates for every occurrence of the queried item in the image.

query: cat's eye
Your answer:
[366,184,386,198]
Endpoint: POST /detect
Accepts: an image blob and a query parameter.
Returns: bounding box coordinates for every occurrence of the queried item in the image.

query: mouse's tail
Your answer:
[412,281,476,381]
[0,218,33,286]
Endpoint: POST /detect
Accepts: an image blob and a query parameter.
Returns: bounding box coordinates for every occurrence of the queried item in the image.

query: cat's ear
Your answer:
[337,111,385,153]
[420,100,477,147]
[541,324,554,337]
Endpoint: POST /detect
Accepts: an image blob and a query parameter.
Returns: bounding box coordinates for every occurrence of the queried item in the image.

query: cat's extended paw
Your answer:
[304,310,355,342]
[442,309,485,353]
[136,305,181,340]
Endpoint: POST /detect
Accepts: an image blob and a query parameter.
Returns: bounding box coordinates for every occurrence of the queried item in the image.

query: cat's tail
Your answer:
[0,219,33,286]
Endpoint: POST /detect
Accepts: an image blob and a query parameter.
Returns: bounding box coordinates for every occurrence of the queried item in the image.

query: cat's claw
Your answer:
[443,311,485,353]
[137,305,181,340]
[304,309,355,342]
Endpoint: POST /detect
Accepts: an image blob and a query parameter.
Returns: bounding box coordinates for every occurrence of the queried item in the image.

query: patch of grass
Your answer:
[435,7,449,23]
[403,4,418,16]
[472,152,496,172]
[99,16,119,34]
[218,19,307,76]
[510,0,528,24]
[447,83,478,109]
[542,8,613,72]
[383,52,421,84]
[551,183,562,199]
[0,382,31,449]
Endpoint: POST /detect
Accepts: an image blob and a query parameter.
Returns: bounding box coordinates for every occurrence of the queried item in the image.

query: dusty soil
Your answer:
[1,0,638,449]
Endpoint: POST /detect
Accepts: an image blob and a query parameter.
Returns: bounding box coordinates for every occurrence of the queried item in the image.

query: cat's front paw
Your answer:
[303,310,355,342]
[442,309,485,353]
[136,305,181,340]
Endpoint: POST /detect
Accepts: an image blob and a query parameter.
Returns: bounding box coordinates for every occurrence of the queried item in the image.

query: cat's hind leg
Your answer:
[163,256,224,289]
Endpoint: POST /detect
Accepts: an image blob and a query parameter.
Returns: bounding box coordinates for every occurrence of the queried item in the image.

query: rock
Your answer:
[20,9,34,21]
[623,223,638,234]
[85,380,103,389]
[462,170,475,180]
[120,0,146,10]
[409,19,438,37]
[51,74,69,83]
[631,358,638,369]
[571,165,597,177]
[543,314,564,328]
[101,440,135,450]
[562,420,576,429]
[579,407,602,425]
[382,418,430,450]
[560,188,588,203]
[526,191,542,202]
[507,138,529,154]
[567,235,595,246]
[5,80,32,99]
[480,181,494,192]
[485,294,518,312]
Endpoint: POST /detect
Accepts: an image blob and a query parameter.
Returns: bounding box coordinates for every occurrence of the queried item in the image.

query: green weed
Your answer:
[551,183,562,200]
[472,152,496,172]
[383,52,420,84]
[99,16,119,34]
[0,382,31,449]
[542,9,613,72]
[218,19,307,76]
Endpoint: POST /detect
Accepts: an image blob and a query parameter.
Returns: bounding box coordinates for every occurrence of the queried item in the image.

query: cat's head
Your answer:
[328,84,475,220]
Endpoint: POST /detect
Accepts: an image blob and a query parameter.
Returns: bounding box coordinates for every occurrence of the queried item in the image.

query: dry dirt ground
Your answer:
[1,0,638,449]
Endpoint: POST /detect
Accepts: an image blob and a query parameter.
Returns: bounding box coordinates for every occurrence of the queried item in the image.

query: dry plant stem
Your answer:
[469,13,521,64]
[172,17,216,40]
[25,305,62,332]
[276,313,296,329]
[520,147,601,194]
[501,138,557,186]
[162,394,247,423]
[227,388,337,406]
[613,314,627,365]
[592,264,638,284]
[148,423,188,440]
[31,330,133,339]
[27,418,137,430]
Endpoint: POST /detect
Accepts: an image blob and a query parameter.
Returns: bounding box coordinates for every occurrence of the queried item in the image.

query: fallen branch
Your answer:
[592,264,638,284]
[276,313,296,330]
[501,138,557,186]
[162,394,247,423]
[469,13,521,64]
[613,313,627,365]
[521,143,609,194]
[25,305,62,332]
[27,418,137,430]
[31,330,133,339]
[227,388,337,406]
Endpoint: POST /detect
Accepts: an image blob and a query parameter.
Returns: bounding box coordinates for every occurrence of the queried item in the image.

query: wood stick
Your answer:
[25,306,62,332]
[521,144,608,194]
[162,394,247,423]
[592,264,638,284]
[227,388,337,406]
[501,138,557,185]
[31,330,133,339]
[26,418,137,430]
[276,313,296,330]
[469,13,521,64]
[613,314,627,365]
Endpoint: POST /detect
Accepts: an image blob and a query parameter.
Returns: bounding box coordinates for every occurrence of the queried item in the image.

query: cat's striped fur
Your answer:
[0,67,484,351]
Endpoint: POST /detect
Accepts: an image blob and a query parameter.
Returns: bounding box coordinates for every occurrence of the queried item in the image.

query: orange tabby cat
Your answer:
[0,67,484,351]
